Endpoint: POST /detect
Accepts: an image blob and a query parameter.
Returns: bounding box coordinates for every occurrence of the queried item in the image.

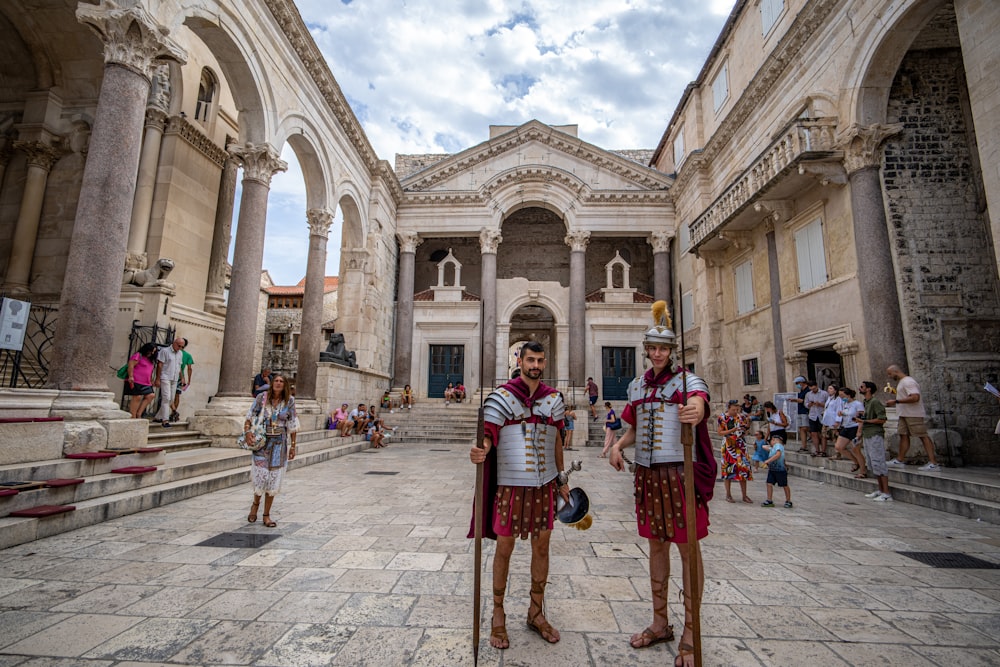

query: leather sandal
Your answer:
[632,573,673,648]
[262,514,277,528]
[490,586,509,649]
[247,499,260,523]
[674,621,696,666]
[526,580,559,643]
[631,625,675,649]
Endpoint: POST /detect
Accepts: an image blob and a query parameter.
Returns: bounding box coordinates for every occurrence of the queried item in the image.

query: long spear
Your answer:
[472,299,486,665]
[678,284,702,667]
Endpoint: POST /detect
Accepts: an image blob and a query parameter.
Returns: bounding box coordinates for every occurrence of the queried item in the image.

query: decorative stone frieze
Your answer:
[398,231,422,254]
[479,228,502,254]
[837,123,905,175]
[564,230,591,252]
[306,208,334,238]
[76,1,187,79]
[148,63,171,112]
[228,143,287,185]
[165,115,227,166]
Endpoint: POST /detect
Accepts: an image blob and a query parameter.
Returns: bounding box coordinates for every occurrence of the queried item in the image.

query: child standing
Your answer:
[761,438,793,508]
[751,430,769,470]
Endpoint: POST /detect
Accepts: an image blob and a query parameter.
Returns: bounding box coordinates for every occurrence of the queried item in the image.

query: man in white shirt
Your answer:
[804,379,828,456]
[154,337,186,426]
[885,365,940,471]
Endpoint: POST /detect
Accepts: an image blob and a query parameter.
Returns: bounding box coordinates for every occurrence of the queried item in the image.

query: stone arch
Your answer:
[181,11,271,142]
[337,188,366,249]
[783,93,838,121]
[485,166,584,229]
[839,0,946,125]
[274,115,334,211]
[500,292,567,325]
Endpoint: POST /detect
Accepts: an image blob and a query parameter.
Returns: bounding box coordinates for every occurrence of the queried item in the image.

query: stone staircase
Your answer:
[380,400,479,447]
[0,419,372,550]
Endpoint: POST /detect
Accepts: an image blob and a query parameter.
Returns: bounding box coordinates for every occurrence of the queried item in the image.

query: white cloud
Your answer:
[255,0,732,283]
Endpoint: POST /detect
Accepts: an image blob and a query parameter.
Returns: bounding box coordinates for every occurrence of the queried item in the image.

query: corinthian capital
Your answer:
[229,143,288,185]
[647,231,673,254]
[12,140,64,171]
[837,123,904,175]
[479,227,502,254]
[77,1,187,79]
[306,208,334,237]
[564,230,591,252]
[397,231,422,254]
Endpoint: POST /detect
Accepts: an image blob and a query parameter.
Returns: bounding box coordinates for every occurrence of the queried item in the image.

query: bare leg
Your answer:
[630,539,674,648]
[724,479,734,501]
[138,394,154,418]
[527,529,559,642]
[262,494,276,527]
[920,435,938,464]
[490,536,514,649]
[897,434,910,462]
[247,494,261,522]
[739,479,751,503]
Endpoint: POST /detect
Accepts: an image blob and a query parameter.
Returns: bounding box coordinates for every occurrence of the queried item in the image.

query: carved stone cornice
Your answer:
[797,162,847,187]
[143,107,168,132]
[403,192,487,206]
[165,114,227,166]
[342,249,369,271]
[753,199,794,223]
[12,140,64,171]
[306,208,334,237]
[397,231,422,254]
[479,228,502,255]
[229,142,287,185]
[482,167,585,199]
[837,123,905,174]
[564,230,591,252]
[405,120,672,193]
[582,191,672,204]
[647,231,673,254]
[784,351,808,364]
[833,339,860,357]
[76,1,187,79]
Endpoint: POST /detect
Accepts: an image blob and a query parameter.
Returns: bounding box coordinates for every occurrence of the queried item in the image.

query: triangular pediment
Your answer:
[399,120,673,197]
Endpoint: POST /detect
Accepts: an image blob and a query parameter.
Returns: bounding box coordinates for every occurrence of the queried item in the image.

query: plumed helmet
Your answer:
[643,300,677,347]
[556,487,593,530]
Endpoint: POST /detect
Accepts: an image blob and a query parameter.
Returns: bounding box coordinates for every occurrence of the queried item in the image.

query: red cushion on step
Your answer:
[10,504,75,517]
[0,489,18,497]
[110,466,157,474]
[43,478,85,488]
[66,451,118,459]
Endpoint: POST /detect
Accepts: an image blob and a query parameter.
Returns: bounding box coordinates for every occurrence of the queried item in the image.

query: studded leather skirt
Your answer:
[634,462,709,544]
[493,479,556,540]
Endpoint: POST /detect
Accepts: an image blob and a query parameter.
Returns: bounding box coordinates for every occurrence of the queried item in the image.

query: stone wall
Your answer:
[883,45,1000,463]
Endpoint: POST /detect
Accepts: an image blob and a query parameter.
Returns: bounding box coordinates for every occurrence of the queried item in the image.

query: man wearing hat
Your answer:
[608,301,716,665]
[469,341,571,649]
[790,375,811,451]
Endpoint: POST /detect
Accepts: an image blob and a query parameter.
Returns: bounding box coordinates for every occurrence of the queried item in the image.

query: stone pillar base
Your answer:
[292,398,324,431]
[190,395,255,448]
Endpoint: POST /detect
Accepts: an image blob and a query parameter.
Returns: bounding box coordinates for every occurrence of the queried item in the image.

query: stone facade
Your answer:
[654,0,1000,464]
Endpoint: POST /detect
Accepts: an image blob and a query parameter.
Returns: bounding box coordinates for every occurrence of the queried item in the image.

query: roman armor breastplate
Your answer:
[629,372,709,467]
[485,387,564,487]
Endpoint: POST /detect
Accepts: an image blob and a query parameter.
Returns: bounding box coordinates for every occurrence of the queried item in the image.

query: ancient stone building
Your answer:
[261,276,338,387]
[654,0,1000,464]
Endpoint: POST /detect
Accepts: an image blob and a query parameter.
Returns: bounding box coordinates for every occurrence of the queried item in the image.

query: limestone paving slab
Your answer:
[1,444,1000,665]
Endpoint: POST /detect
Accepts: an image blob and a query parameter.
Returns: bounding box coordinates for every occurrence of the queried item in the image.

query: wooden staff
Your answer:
[472,298,486,665]
[678,284,702,667]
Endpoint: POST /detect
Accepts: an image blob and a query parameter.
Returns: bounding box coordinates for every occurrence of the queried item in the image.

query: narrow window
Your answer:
[712,61,729,112]
[681,291,695,330]
[760,0,785,35]
[673,126,685,169]
[271,332,285,349]
[735,260,755,314]
[195,68,217,123]
[794,218,827,292]
[742,357,760,385]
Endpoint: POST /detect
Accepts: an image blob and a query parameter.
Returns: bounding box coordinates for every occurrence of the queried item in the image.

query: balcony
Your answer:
[688,118,842,252]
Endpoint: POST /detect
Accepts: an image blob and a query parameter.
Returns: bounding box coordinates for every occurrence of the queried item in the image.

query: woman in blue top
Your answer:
[563,404,577,450]
[243,374,299,527]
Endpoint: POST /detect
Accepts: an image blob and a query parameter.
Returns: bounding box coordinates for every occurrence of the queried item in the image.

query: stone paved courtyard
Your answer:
[1,441,999,666]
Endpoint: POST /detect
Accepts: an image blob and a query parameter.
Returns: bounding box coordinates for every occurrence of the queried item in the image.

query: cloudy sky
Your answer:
[257,0,736,285]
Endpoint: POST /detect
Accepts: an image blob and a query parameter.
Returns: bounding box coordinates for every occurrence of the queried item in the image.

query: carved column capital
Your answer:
[12,140,64,171]
[397,231,422,254]
[479,227,502,254]
[647,230,673,254]
[143,106,168,131]
[76,1,187,79]
[784,351,808,364]
[837,123,904,175]
[564,230,591,252]
[229,143,288,186]
[306,208,334,238]
[833,339,860,357]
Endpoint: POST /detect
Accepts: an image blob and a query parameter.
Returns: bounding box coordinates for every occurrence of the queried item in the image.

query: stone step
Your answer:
[0,450,167,485]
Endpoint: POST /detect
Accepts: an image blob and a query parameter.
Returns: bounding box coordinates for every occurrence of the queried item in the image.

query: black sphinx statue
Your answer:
[320,333,357,368]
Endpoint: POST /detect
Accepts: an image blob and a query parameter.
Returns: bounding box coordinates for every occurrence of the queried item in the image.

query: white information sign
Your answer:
[0,298,30,351]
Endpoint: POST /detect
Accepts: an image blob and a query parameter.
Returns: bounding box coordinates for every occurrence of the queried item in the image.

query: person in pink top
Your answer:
[124,342,159,419]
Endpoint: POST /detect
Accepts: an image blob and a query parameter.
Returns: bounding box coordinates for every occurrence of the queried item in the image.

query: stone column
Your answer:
[480,228,502,386]
[0,141,14,198]
[47,3,186,391]
[765,222,786,393]
[393,231,421,387]
[647,231,673,305]
[3,141,63,294]
[784,351,808,386]
[840,123,906,379]
[216,143,287,396]
[205,149,239,313]
[125,106,167,268]
[565,230,590,387]
[833,339,860,390]
[296,208,334,400]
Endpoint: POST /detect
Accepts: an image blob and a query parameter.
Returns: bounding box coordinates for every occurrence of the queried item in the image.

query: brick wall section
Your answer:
[883,45,1000,463]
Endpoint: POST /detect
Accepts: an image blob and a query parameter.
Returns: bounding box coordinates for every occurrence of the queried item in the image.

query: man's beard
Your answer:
[525,368,542,378]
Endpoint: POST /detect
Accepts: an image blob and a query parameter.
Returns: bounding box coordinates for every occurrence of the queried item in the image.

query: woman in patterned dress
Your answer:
[243,374,300,527]
[718,399,753,503]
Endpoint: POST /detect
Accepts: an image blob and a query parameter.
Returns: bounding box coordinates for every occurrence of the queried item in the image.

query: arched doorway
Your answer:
[508,304,556,383]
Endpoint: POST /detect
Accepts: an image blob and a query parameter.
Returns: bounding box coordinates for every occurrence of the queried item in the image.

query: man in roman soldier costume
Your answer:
[469,341,571,650]
[608,301,716,666]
